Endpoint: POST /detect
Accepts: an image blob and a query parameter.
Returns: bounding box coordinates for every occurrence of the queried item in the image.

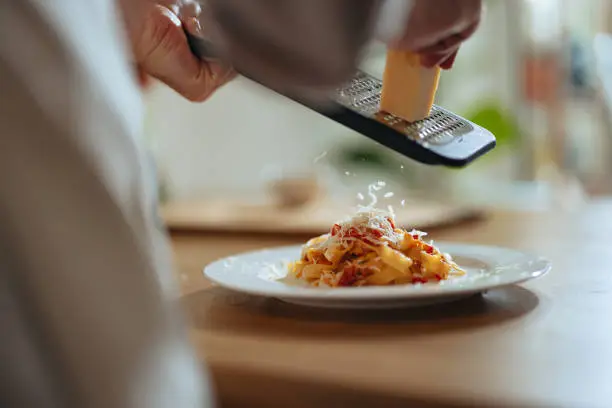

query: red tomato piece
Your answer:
[338,266,357,286]
[331,224,341,236]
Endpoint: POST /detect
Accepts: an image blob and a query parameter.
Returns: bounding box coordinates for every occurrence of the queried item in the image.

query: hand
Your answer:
[391,0,482,69]
[119,0,234,101]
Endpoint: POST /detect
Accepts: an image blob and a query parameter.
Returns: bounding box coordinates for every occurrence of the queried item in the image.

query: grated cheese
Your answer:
[322,206,405,249]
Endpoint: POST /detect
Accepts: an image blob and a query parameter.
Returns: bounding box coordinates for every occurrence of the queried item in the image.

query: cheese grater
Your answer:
[185,32,496,168]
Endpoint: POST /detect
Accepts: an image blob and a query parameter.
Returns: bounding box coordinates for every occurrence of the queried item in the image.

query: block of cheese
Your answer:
[379,49,440,122]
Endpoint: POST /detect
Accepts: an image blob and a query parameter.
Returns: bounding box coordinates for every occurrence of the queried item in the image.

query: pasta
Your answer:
[288,208,465,287]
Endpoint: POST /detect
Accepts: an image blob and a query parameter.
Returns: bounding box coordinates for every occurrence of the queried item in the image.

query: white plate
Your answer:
[203,243,551,309]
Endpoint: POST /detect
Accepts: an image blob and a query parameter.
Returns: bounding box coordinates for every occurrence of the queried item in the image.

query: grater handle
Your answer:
[183,28,340,109]
[185,31,222,63]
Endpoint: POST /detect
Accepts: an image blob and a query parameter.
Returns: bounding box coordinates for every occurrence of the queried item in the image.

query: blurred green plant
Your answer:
[464,102,520,147]
[328,138,421,187]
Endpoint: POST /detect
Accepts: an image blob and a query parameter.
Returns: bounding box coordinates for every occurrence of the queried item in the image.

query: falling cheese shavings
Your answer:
[312,179,417,250]
[313,151,328,163]
[374,181,386,189]
[367,183,379,208]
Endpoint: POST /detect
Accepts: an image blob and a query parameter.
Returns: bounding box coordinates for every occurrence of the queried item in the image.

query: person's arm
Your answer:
[196,0,480,101]
[0,1,213,407]
[115,0,480,105]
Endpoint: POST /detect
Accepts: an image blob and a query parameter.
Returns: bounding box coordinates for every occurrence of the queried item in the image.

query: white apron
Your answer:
[0,1,213,407]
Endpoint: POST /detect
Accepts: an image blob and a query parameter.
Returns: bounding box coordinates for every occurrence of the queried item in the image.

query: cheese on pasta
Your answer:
[288,208,464,287]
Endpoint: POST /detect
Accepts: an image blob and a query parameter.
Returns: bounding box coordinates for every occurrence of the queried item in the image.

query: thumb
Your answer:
[135,5,232,101]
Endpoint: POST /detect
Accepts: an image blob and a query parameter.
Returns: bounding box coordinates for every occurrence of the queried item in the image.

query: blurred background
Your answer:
[144,0,612,232]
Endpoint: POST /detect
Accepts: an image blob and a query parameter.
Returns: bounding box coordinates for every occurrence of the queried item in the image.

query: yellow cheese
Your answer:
[379,49,440,123]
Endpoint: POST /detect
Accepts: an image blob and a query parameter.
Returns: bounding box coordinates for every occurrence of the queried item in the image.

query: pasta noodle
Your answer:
[288,207,465,287]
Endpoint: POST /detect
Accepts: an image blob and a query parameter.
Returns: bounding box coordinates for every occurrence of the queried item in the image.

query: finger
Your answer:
[416,34,462,57]
[157,0,202,19]
[155,0,181,16]
[414,21,479,56]
[397,0,481,50]
[136,5,232,101]
[419,48,457,68]
[180,0,202,20]
[183,16,203,37]
[136,66,152,88]
[183,16,235,81]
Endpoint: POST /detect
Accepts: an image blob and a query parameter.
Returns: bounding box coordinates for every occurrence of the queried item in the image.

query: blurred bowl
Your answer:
[268,177,320,208]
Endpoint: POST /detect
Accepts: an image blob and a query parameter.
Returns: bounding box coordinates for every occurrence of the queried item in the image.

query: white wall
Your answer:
[144,77,354,201]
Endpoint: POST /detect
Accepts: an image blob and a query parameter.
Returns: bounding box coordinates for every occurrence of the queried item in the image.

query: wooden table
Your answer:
[171,198,612,408]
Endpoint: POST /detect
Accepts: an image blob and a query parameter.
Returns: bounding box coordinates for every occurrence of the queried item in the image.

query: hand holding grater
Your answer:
[184,0,495,168]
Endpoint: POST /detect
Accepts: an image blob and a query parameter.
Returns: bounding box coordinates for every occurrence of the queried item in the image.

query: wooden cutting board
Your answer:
[161,198,484,234]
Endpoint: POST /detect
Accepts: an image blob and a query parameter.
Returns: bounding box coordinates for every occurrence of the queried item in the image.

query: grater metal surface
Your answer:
[185,31,496,167]
[321,70,495,167]
[335,71,474,146]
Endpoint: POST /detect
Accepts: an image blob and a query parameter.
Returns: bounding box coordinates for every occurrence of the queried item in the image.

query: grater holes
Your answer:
[335,71,474,145]
[337,76,382,110]
[404,110,471,144]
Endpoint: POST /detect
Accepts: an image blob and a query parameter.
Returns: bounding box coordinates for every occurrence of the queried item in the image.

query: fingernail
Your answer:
[186,17,202,36]
[440,60,453,70]
[440,52,458,70]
